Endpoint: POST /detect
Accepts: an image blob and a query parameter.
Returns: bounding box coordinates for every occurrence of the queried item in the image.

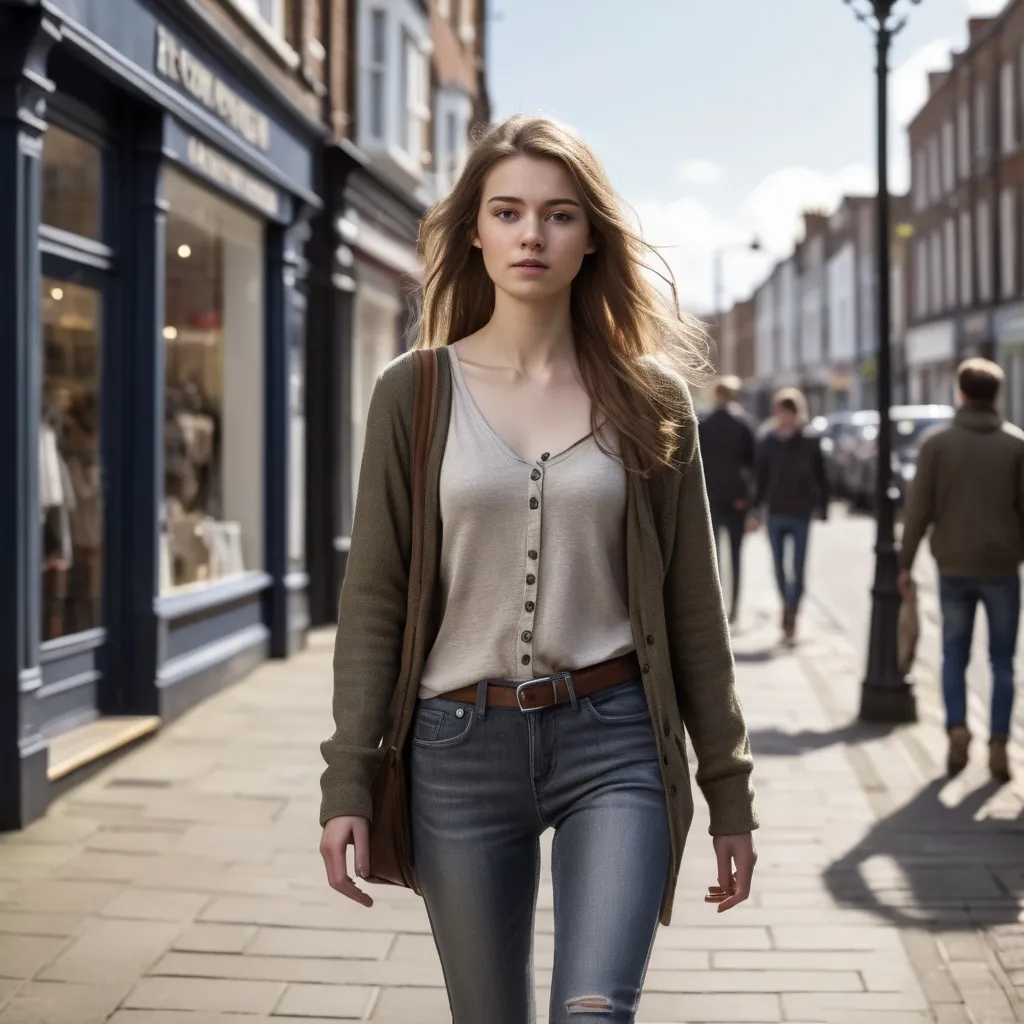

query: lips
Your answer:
[513,259,548,268]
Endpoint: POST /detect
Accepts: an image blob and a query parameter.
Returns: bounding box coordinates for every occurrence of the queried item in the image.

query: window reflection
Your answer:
[41,278,103,640]
[42,125,101,240]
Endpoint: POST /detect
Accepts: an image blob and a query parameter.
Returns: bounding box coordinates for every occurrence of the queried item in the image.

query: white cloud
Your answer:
[631,162,874,315]
[968,0,1008,14]
[677,159,724,186]
[891,39,953,128]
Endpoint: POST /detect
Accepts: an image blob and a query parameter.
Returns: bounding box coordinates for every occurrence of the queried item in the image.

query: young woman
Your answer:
[319,114,758,1024]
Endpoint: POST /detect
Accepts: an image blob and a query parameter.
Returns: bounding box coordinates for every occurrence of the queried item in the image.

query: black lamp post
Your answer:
[713,238,762,322]
[844,0,919,723]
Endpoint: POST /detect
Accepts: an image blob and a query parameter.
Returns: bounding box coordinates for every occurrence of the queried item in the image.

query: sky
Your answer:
[486,0,1007,315]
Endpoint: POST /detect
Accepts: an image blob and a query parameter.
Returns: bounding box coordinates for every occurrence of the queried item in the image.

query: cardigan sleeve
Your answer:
[319,355,416,826]
[663,402,759,836]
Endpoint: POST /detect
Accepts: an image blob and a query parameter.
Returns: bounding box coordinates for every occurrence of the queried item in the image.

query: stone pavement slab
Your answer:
[0,537,1022,1021]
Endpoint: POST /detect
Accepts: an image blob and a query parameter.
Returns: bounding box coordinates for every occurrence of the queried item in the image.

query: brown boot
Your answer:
[989,736,1011,784]
[947,725,971,777]
[782,606,796,645]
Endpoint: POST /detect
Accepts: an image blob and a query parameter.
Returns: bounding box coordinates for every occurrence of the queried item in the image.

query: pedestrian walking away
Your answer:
[898,357,1024,784]
[749,388,829,645]
[317,114,758,1024]
[698,374,756,624]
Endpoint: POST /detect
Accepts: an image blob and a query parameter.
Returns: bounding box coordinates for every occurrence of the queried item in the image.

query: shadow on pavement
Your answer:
[821,777,1023,932]
[749,722,1023,930]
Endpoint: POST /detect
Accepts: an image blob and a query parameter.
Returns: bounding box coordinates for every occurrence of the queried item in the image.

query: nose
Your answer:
[519,215,544,251]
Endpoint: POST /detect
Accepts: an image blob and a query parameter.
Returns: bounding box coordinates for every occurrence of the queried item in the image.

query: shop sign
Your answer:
[184,136,280,218]
[958,309,992,346]
[906,318,955,366]
[994,301,1024,345]
[156,24,271,153]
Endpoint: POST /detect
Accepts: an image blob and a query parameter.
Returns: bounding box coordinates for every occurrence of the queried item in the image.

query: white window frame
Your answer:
[960,210,973,307]
[975,79,989,159]
[958,98,971,180]
[458,0,476,45]
[399,31,430,165]
[978,198,992,302]
[1002,60,1018,154]
[944,217,957,310]
[928,133,941,204]
[913,147,927,212]
[942,119,955,194]
[914,238,928,319]
[368,8,387,141]
[929,230,943,315]
[1001,186,1017,299]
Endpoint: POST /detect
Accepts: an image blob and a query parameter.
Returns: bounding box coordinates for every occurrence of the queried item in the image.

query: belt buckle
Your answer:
[515,671,570,712]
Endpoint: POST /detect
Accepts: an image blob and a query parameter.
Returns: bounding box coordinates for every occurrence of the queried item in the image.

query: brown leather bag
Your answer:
[364,348,438,893]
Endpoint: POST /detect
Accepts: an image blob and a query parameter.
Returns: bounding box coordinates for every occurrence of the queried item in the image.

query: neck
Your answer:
[477,287,575,372]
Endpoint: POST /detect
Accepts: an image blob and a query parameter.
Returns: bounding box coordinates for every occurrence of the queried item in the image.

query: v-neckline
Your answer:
[449,346,594,467]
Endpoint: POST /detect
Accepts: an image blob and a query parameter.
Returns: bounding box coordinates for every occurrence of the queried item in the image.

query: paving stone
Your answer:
[0,934,66,979]
[273,983,375,1018]
[3,879,121,915]
[246,925,393,959]
[121,976,285,1014]
[635,991,782,1022]
[102,888,210,923]
[171,923,257,954]
[38,919,182,983]
[0,981,130,1024]
[770,925,903,951]
[0,913,85,938]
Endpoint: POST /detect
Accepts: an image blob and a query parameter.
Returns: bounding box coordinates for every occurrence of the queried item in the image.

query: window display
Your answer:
[161,169,264,592]
[40,278,104,640]
[41,125,101,240]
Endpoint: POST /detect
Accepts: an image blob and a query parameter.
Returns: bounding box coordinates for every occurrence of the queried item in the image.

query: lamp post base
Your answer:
[859,681,916,723]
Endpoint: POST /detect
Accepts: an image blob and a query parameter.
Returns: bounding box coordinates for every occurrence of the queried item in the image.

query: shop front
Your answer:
[0,0,319,828]
[905,318,956,406]
[994,301,1024,427]
[306,145,424,627]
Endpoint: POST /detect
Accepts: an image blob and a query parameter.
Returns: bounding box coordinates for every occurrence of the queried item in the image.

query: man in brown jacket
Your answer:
[898,358,1024,783]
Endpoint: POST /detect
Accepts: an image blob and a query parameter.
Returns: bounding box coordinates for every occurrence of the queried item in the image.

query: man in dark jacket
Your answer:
[751,388,829,644]
[699,376,755,624]
[898,358,1024,783]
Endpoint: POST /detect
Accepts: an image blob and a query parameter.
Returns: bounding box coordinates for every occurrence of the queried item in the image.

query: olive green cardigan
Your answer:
[320,346,758,926]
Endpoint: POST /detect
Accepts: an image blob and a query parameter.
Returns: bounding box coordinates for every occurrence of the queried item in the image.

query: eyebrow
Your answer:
[486,195,582,208]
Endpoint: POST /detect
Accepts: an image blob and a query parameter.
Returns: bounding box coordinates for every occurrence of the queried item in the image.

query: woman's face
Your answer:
[473,155,596,301]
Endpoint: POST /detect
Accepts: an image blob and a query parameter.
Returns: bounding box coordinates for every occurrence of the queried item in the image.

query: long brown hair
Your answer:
[413,114,711,473]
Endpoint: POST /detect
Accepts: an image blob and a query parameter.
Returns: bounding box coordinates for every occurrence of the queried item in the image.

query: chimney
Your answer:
[928,70,950,97]
[968,17,993,45]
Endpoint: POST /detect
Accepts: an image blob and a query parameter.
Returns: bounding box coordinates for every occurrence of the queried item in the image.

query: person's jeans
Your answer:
[409,678,671,1024]
[710,499,746,618]
[939,574,1020,737]
[767,514,811,611]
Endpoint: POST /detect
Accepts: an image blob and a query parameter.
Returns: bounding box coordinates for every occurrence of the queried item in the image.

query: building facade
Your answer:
[0,0,325,828]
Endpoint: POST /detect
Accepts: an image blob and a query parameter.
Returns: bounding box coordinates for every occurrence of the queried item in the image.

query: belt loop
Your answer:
[475,679,489,720]
[562,671,579,712]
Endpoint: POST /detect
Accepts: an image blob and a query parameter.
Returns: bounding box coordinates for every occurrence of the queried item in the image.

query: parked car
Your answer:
[815,410,879,500]
[847,404,954,509]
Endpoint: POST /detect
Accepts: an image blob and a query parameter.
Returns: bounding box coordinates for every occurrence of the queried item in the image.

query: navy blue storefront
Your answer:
[0,0,319,828]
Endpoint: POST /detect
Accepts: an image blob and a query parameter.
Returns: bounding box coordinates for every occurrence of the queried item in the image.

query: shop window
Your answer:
[161,169,264,593]
[42,124,101,240]
[400,33,430,165]
[40,278,104,640]
[369,10,387,140]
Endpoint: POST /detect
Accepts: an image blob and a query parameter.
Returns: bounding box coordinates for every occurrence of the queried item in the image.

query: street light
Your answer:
[713,237,762,321]
[844,0,920,723]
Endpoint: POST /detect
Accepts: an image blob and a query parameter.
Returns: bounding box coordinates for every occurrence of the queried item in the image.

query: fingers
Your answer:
[715,847,756,914]
[351,817,370,881]
[715,839,734,895]
[319,825,374,909]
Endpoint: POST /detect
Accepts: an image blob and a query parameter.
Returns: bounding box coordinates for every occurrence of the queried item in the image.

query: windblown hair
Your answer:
[412,114,712,473]
[771,387,808,424]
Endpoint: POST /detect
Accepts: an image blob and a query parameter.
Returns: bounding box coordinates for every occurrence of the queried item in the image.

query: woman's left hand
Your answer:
[705,833,757,913]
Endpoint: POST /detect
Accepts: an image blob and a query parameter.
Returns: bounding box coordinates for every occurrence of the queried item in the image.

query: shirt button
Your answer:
[521,630,533,643]
[541,452,550,461]
[530,468,541,481]
[522,654,531,665]
[526,574,536,585]
[670,784,678,797]
[525,600,535,612]
[528,550,538,560]
[642,663,650,674]
[529,497,539,510]
[646,634,655,645]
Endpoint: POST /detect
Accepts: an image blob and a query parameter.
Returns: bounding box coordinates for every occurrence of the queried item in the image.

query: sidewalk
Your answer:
[0,538,1022,1023]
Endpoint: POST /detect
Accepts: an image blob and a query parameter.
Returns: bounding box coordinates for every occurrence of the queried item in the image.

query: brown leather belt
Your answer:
[440,652,641,712]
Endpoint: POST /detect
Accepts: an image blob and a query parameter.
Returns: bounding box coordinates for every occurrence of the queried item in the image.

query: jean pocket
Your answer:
[411,701,475,748]
[582,679,651,724]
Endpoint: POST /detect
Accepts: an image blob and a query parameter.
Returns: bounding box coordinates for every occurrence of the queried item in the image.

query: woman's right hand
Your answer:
[319,816,373,908]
